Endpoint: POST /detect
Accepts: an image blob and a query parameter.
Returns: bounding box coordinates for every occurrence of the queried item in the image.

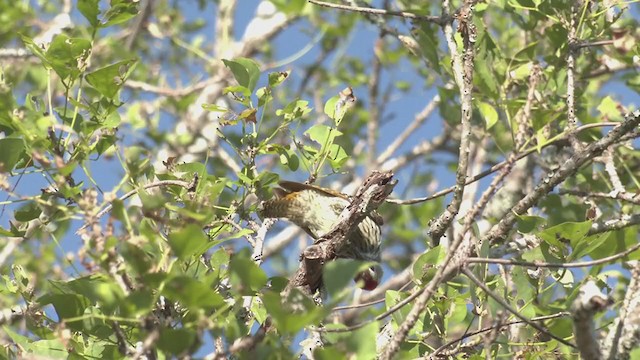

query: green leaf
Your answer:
[262,290,327,333]
[304,124,341,150]
[597,96,623,122]
[85,59,137,99]
[78,0,100,27]
[516,215,545,233]
[103,1,139,27]
[570,232,610,261]
[271,0,307,14]
[412,245,445,285]
[14,201,41,222]
[229,248,268,294]
[276,99,311,121]
[538,221,591,249]
[65,275,125,313]
[201,103,228,112]
[28,339,69,358]
[168,224,208,260]
[120,289,156,317]
[162,275,225,310]
[38,293,91,330]
[22,34,91,81]
[316,321,378,359]
[222,58,261,92]
[268,70,290,87]
[412,24,441,74]
[323,92,354,126]
[509,62,534,82]
[477,101,499,129]
[327,143,348,170]
[324,259,368,298]
[158,328,197,355]
[0,137,25,172]
[385,290,412,326]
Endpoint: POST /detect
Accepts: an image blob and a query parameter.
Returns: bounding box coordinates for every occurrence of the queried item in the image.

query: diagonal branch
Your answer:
[483,110,640,245]
[307,0,445,24]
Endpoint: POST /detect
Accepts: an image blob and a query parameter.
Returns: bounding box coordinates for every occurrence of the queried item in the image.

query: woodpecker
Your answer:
[259,181,383,290]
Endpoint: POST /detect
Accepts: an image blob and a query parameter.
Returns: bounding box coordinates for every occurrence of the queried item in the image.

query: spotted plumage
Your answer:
[259,180,383,290]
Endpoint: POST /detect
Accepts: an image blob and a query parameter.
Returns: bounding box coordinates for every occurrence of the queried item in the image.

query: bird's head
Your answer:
[354,264,383,291]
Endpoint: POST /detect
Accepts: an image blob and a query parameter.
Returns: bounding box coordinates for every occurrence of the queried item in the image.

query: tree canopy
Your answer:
[1,0,640,359]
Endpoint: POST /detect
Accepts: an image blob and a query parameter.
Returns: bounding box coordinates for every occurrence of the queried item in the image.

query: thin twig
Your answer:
[380,127,451,172]
[125,78,213,97]
[387,122,622,205]
[75,178,198,235]
[378,94,441,165]
[566,1,582,150]
[367,36,382,171]
[559,189,640,205]
[428,312,570,359]
[467,241,640,268]
[307,0,445,24]
[461,266,575,348]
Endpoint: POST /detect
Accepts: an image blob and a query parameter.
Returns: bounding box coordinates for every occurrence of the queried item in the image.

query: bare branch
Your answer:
[467,241,640,268]
[307,0,445,24]
[572,281,612,360]
[378,94,441,165]
[603,261,640,359]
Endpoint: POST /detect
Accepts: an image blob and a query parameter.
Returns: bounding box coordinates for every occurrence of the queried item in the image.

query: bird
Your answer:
[259,180,383,290]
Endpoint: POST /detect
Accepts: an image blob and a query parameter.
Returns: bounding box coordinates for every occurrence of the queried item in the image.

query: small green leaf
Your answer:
[516,215,545,233]
[597,96,623,122]
[412,245,445,285]
[162,275,225,310]
[327,143,348,170]
[0,137,25,172]
[14,201,41,222]
[168,224,208,260]
[22,34,91,81]
[222,58,260,92]
[78,0,100,27]
[229,248,268,294]
[85,59,137,99]
[158,328,197,356]
[103,1,139,27]
[323,95,343,125]
[201,103,227,112]
[38,293,91,330]
[477,101,499,129]
[304,124,341,150]
[570,232,609,261]
[262,289,327,333]
[268,70,290,87]
[317,321,378,359]
[324,259,367,298]
[509,62,534,82]
[412,25,440,74]
[538,221,591,249]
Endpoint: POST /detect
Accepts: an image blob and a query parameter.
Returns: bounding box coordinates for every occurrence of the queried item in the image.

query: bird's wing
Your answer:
[278,180,348,199]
